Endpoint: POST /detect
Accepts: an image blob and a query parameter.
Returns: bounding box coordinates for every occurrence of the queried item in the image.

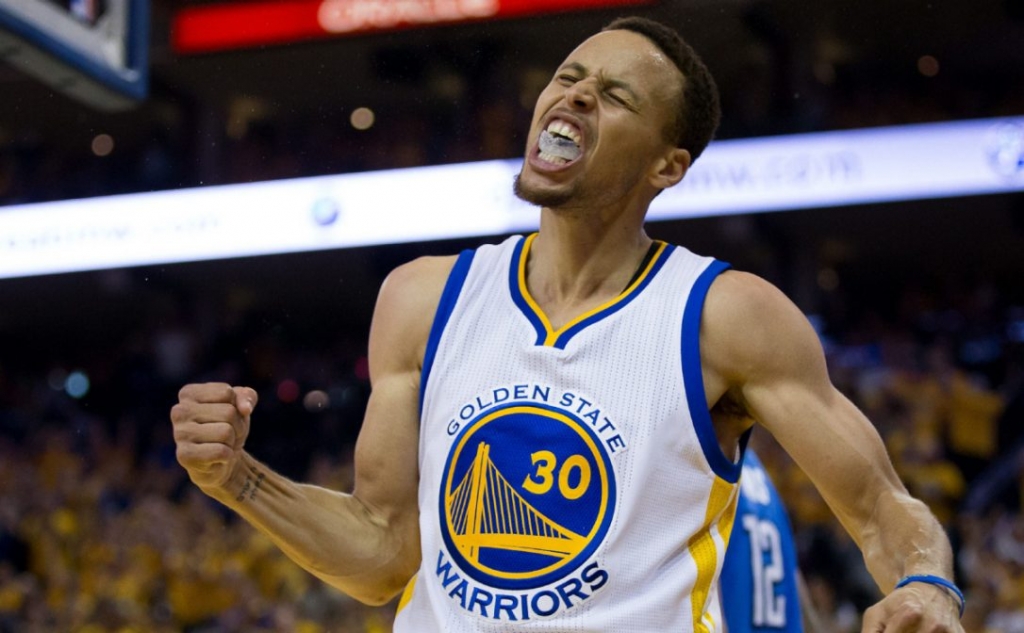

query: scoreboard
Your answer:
[0,0,149,111]
[173,0,654,55]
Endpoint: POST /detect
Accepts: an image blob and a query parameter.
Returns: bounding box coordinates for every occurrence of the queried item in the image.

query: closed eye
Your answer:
[605,91,627,104]
[604,90,637,111]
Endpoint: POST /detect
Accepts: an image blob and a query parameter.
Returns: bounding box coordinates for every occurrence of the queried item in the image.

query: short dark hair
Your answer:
[602,16,721,162]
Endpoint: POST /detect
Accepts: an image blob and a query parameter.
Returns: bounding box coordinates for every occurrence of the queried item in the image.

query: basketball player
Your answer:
[171,16,966,632]
[720,449,820,633]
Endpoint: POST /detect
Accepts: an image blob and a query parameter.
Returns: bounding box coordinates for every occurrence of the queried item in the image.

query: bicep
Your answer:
[352,371,422,522]
[706,272,905,540]
[349,256,457,528]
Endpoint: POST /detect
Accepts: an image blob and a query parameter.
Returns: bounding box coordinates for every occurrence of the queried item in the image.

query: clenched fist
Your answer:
[171,383,258,491]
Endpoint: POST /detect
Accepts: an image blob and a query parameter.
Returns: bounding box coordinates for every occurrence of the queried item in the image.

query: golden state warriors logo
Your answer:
[439,403,616,592]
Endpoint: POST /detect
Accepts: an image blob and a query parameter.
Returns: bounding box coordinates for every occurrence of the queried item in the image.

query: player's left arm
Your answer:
[700,271,964,632]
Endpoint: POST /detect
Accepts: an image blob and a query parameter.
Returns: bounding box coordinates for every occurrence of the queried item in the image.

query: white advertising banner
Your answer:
[1,116,1022,279]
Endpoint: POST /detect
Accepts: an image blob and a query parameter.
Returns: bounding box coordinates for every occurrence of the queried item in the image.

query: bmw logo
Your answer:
[311,198,341,226]
[985,121,1024,180]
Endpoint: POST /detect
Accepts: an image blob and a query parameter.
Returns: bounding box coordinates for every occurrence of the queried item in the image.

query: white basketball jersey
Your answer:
[394,234,741,632]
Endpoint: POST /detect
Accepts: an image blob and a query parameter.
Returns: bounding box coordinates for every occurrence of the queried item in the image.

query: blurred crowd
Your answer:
[0,272,390,632]
[0,255,1021,632]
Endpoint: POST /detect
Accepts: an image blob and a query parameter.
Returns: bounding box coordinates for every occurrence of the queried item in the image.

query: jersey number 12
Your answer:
[741,514,787,627]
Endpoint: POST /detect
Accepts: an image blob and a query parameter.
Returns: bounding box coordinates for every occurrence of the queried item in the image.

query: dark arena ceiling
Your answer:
[1,0,1022,168]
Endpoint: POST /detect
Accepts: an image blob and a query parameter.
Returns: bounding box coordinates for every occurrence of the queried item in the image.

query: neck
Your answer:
[529,206,652,304]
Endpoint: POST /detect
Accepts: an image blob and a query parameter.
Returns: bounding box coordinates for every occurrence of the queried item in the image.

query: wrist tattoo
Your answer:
[236,469,265,502]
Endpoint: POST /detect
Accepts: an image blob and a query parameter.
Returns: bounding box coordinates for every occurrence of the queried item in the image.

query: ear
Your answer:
[648,147,691,191]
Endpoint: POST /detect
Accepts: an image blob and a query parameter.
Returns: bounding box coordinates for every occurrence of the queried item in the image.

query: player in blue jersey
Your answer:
[721,449,817,633]
[171,16,965,632]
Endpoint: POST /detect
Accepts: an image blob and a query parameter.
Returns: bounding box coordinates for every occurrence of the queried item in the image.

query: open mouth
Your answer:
[537,119,583,165]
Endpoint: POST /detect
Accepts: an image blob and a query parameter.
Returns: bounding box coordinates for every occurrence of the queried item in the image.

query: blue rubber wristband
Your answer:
[895,574,965,618]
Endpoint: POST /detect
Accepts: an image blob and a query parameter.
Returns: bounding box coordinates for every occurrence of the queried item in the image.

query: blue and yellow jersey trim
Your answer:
[420,249,476,417]
[509,233,675,350]
[680,258,748,483]
[689,475,740,633]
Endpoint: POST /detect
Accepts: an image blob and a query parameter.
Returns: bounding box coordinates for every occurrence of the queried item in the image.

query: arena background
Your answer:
[1,1,1023,631]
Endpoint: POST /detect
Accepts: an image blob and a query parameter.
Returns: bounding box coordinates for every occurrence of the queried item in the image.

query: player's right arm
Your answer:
[170,255,458,606]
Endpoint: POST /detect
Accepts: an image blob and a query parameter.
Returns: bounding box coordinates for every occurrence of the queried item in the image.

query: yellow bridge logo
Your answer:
[439,404,615,589]
[448,442,586,564]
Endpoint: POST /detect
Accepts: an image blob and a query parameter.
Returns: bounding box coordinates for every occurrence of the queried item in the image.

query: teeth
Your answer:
[538,151,569,165]
[544,119,581,144]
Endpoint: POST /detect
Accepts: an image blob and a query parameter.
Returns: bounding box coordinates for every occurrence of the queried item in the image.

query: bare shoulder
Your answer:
[701,269,825,384]
[379,254,460,304]
[370,255,461,372]
[702,269,802,329]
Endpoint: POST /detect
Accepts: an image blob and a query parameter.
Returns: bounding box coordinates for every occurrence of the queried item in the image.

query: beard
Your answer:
[512,171,578,209]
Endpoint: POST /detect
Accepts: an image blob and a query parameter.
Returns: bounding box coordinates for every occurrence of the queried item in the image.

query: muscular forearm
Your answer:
[202,452,419,605]
[859,487,955,592]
